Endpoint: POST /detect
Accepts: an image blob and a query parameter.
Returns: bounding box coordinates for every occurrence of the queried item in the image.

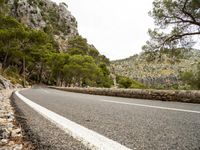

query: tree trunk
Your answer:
[27,64,36,79]
[38,63,44,83]
[2,51,9,70]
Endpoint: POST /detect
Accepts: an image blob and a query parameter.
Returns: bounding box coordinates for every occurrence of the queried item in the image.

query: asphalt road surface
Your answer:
[12,88,200,150]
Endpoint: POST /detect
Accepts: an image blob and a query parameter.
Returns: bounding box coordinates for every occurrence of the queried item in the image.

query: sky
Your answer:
[52,0,155,60]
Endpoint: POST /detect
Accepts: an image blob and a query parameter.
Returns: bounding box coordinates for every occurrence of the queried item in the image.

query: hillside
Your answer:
[112,49,200,89]
[0,0,113,88]
[6,0,78,51]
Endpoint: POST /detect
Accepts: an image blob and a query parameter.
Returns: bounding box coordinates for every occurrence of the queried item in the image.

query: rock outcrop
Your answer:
[0,75,15,90]
[0,75,23,90]
[112,49,200,88]
[6,0,79,51]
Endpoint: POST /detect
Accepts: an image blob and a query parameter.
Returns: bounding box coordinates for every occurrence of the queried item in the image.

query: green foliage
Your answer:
[49,54,113,87]
[180,62,200,89]
[143,0,200,52]
[116,75,145,89]
[1,66,23,85]
[67,36,110,64]
[97,63,113,88]
[67,36,88,55]
[0,14,113,88]
[130,80,146,89]
[117,76,132,88]
[0,14,57,84]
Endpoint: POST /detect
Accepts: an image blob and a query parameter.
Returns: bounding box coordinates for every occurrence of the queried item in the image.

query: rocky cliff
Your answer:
[6,0,78,51]
[112,49,200,89]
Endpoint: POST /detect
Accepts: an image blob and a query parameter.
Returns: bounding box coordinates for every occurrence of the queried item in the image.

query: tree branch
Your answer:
[163,14,200,27]
[181,0,200,26]
[162,31,200,46]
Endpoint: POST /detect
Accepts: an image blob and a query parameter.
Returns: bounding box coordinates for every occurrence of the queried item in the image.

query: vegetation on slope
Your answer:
[143,0,200,89]
[180,62,200,89]
[116,75,145,89]
[113,0,200,90]
[0,1,113,88]
[112,49,200,90]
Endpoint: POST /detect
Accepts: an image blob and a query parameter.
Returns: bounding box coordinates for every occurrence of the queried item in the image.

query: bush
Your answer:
[179,62,200,90]
[116,75,145,89]
[2,66,23,84]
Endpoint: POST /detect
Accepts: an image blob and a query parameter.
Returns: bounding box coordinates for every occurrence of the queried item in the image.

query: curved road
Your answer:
[12,88,200,150]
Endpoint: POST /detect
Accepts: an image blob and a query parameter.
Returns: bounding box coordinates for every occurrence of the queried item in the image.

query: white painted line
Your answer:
[100,99,200,114]
[15,91,131,150]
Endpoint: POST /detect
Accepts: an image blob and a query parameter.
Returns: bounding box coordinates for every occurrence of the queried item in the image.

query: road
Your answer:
[12,88,200,150]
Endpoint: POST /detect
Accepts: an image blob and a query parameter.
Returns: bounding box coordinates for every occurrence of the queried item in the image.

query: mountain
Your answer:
[6,0,78,51]
[112,49,200,89]
[0,0,113,88]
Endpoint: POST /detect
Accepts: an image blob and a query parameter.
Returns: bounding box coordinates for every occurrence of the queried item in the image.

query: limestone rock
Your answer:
[112,49,200,89]
[0,75,14,90]
[6,0,79,51]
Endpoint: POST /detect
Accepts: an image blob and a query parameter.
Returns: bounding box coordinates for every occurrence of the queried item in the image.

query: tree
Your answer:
[63,55,100,87]
[67,35,110,64]
[180,62,200,89]
[0,12,112,87]
[116,76,133,88]
[67,36,89,55]
[96,63,113,88]
[48,53,70,85]
[143,0,200,51]
[0,14,57,84]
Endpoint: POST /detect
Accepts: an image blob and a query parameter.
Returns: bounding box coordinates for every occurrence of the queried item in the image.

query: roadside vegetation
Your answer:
[143,0,200,90]
[0,1,113,88]
[179,62,200,90]
[116,76,145,89]
[1,0,199,90]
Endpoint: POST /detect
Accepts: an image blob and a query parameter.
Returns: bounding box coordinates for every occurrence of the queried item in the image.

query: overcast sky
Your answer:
[52,0,155,60]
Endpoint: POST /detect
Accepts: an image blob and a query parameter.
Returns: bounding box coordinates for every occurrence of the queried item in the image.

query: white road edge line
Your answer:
[101,99,200,114]
[15,91,132,150]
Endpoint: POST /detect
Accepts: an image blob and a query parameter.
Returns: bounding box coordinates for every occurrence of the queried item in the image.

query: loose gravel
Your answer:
[11,93,90,150]
[0,89,32,150]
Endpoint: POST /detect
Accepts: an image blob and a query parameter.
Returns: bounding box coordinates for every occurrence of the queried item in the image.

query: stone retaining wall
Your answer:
[50,87,200,104]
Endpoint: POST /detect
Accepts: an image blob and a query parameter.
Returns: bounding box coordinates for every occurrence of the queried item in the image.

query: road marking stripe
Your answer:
[15,91,131,150]
[101,99,200,114]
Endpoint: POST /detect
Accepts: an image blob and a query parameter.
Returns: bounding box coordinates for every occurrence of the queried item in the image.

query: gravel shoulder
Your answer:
[0,89,31,150]
[11,92,90,150]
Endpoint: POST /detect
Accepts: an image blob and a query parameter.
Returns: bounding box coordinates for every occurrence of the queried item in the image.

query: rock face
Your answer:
[6,0,79,51]
[0,75,15,90]
[0,75,23,90]
[112,49,200,89]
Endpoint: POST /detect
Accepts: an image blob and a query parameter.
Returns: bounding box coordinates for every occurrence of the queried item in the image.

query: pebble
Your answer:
[1,139,9,145]
[11,128,22,138]
[7,123,14,131]
[0,90,23,149]
[13,144,23,150]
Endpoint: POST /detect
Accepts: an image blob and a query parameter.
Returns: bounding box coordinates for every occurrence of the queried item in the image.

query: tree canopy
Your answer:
[0,2,113,88]
[143,0,200,51]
